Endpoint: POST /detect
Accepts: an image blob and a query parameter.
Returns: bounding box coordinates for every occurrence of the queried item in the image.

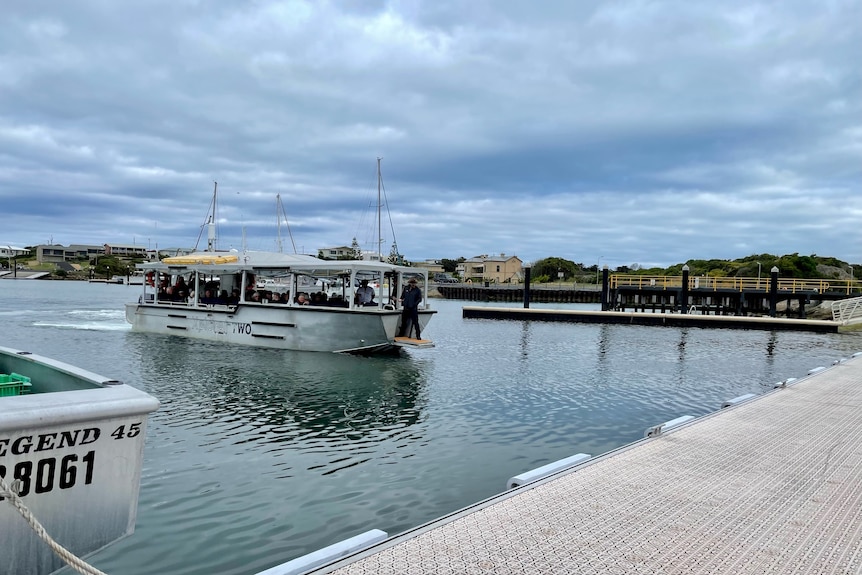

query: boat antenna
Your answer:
[276,194,298,253]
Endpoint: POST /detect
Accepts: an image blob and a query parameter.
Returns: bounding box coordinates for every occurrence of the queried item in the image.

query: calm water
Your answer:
[2,280,860,575]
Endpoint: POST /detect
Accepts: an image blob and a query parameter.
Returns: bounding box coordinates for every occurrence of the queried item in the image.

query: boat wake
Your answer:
[0,309,42,317]
[32,309,130,331]
[33,321,131,331]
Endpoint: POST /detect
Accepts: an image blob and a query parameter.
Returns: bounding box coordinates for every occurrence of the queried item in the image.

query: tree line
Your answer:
[526,253,856,284]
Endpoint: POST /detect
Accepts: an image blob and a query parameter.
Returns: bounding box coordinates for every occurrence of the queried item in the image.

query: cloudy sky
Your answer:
[1,1,860,269]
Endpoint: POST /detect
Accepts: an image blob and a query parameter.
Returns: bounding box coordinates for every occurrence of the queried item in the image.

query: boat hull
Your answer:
[125,302,435,353]
[0,346,159,575]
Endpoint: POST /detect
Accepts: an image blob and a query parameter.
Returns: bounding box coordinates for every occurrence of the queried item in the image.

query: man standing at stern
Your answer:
[398,278,423,339]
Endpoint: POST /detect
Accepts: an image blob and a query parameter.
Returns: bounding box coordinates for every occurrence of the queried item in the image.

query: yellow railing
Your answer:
[609,275,860,295]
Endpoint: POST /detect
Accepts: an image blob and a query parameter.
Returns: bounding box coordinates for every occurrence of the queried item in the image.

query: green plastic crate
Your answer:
[0,373,32,396]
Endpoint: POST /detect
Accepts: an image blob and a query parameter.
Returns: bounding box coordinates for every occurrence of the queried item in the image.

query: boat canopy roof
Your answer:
[137,250,425,277]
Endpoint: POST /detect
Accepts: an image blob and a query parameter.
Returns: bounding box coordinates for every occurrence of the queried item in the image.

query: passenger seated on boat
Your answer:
[328,294,348,307]
[296,293,310,305]
[158,278,170,299]
[165,286,185,302]
[200,289,216,304]
[250,291,261,303]
[228,289,240,305]
[173,277,189,301]
[270,292,282,304]
[218,290,229,304]
[244,274,257,302]
[355,279,374,305]
[310,291,328,306]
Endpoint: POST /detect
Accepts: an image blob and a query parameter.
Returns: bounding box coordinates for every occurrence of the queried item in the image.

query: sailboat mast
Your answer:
[207,181,218,252]
[276,194,283,253]
[276,193,298,254]
[377,157,383,262]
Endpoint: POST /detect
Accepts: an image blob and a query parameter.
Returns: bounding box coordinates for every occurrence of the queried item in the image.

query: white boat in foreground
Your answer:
[125,250,436,353]
[0,345,160,575]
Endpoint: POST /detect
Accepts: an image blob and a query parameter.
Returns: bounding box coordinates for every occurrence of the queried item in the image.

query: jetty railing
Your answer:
[610,275,855,294]
[832,296,862,324]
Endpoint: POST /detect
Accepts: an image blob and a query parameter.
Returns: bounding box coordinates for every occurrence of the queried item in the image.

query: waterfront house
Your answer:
[35,244,104,264]
[458,254,523,284]
[104,243,148,258]
[318,246,355,260]
[0,245,28,259]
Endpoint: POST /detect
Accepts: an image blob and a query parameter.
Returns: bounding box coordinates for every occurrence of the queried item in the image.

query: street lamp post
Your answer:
[757,261,762,289]
[596,256,604,286]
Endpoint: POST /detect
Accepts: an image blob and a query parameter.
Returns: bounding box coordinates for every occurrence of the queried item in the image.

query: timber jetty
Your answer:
[439,266,860,319]
[461,307,841,333]
[438,284,600,304]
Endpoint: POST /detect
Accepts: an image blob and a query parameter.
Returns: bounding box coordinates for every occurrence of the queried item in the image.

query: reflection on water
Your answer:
[766,330,778,358]
[130,332,429,468]
[1,282,860,575]
[136,336,426,448]
[676,328,688,386]
[105,333,433,575]
[518,321,531,361]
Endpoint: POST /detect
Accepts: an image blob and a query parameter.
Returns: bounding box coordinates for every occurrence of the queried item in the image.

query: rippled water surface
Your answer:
[1,280,860,574]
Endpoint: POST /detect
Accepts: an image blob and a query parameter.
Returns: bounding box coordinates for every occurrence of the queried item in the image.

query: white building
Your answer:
[0,245,28,259]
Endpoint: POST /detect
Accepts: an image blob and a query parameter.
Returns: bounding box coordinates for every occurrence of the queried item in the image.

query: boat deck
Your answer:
[393,336,435,349]
[307,353,862,574]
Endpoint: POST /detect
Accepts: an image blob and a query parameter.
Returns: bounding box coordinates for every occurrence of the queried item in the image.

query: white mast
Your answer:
[276,194,283,253]
[275,193,297,253]
[206,181,218,252]
[377,157,383,261]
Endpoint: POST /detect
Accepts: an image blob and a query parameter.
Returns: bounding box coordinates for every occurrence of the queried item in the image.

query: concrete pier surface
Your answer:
[300,353,862,574]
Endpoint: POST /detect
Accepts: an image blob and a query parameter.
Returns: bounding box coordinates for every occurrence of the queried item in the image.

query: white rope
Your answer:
[0,474,110,575]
